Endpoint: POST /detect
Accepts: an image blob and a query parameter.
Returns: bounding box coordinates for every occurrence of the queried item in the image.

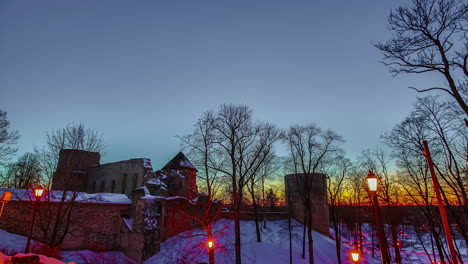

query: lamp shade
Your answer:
[351,249,360,262]
[366,172,378,192]
[34,187,45,198]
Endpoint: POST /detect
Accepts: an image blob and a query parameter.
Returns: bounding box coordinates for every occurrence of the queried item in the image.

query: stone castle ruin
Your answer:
[0,149,329,263]
[1,149,214,263]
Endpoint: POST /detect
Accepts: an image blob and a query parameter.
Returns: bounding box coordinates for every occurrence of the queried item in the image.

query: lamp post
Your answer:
[25,187,45,253]
[366,171,390,264]
[423,140,459,264]
[207,238,214,264]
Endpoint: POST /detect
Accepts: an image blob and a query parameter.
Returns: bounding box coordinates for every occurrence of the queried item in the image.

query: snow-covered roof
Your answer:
[141,195,196,205]
[0,188,132,204]
[161,152,197,171]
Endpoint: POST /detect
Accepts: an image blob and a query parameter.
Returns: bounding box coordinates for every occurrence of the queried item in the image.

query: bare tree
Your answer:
[0,152,42,189]
[359,148,403,264]
[383,97,467,263]
[179,110,225,264]
[375,0,468,116]
[31,123,105,251]
[37,122,105,187]
[283,124,344,264]
[202,104,279,264]
[245,149,279,243]
[0,109,20,165]
[324,155,352,264]
[46,122,104,157]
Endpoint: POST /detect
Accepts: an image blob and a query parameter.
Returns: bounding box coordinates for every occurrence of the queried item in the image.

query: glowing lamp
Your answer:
[351,249,360,262]
[366,171,378,192]
[0,192,11,202]
[208,240,214,248]
[34,187,44,198]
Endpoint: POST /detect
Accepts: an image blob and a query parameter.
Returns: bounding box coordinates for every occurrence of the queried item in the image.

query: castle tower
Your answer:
[160,152,198,200]
[52,149,101,191]
[285,173,329,235]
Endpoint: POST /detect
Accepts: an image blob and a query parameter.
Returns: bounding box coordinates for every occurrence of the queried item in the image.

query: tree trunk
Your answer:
[302,211,306,259]
[288,204,293,264]
[253,199,262,242]
[390,223,401,264]
[431,227,446,264]
[307,206,314,264]
[330,204,341,264]
[234,201,242,264]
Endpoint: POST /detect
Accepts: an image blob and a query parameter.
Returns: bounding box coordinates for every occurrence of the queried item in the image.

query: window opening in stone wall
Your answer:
[133,173,138,191]
[92,181,96,193]
[121,174,127,193]
[111,180,116,193]
[100,181,105,193]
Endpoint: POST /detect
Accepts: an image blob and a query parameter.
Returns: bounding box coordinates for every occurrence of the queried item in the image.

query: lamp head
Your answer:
[351,249,360,262]
[366,171,378,192]
[34,187,45,198]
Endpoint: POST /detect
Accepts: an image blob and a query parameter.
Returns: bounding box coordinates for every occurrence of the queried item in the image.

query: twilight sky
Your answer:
[0,0,445,168]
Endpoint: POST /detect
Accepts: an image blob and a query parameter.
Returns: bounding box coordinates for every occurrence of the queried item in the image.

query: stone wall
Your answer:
[118,195,219,263]
[0,200,130,251]
[285,173,330,235]
[87,158,152,197]
[52,149,100,192]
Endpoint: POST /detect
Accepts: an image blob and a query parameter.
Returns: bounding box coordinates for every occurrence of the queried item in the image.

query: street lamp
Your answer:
[207,238,214,264]
[25,187,45,253]
[366,171,390,264]
[351,248,360,263]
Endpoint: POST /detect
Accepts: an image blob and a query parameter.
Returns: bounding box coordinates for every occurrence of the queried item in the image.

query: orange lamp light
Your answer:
[351,249,360,262]
[208,240,214,248]
[34,187,44,198]
[366,171,378,192]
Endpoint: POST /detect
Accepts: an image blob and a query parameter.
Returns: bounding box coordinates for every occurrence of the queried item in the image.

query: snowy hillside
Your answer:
[145,219,346,264]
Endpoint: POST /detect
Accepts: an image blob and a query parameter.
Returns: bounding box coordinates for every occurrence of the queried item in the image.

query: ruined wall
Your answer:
[52,149,100,191]
[0,200,130,251]
[285,173,330,235]
[157,168,198,200]
[119,196,219,263]
[87,158,152,197]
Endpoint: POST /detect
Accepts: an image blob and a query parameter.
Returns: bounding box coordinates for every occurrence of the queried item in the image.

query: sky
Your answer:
[0,0,446,168]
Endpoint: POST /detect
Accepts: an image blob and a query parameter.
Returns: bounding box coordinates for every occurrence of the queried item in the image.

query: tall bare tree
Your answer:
[0,109,20,165]
[202,104,279,264]
[383,96,467,263]
[359,148,402,264]
[283,124,344,264]
[324,155,352,264]
[375,0,468,117]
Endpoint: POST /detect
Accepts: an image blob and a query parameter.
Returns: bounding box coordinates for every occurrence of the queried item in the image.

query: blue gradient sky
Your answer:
[0,0,444,167]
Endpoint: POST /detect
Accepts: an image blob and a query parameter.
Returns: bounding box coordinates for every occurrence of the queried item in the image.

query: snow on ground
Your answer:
[146,219,344,264]
[0,228,135,264]
[338,223,468,264]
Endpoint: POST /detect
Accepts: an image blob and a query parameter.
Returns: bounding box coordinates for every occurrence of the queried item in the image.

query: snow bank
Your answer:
[0,228,135,264]
[141,195,196,204]
[0,188,131,204]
